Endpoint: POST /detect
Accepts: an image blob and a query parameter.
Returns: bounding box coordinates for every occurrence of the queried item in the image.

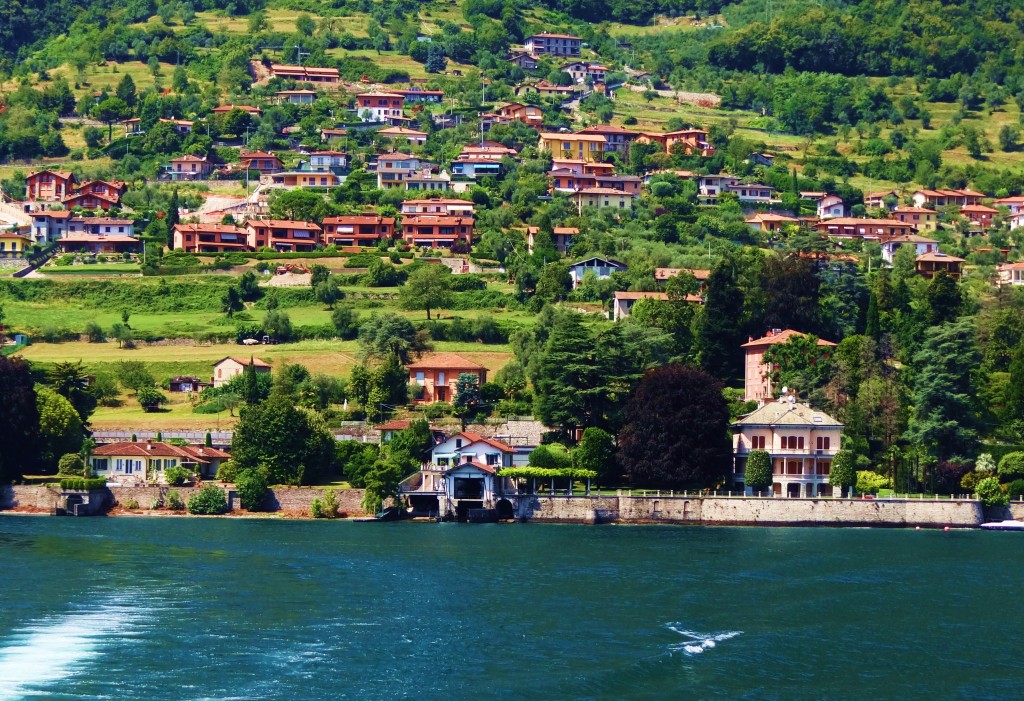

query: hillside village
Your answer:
[2,0,1024,517]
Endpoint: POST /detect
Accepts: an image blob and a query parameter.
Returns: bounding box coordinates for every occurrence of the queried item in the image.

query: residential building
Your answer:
[409,353,487,404]
[321,214,395,246]
[993,195,1024,215]
[399,214,474,248]
[451,156,502,180]
[568,256,626,288]
[865,190,899,210]
[539,132,606,162]
[400,199,475,216]
[246,219,323,252]
[562,61,607,84]
[264,170,344,189]
[575,125,640,154]
[211,104,262,116]
[307,151,348,172]
[996,261,1024,286]
[320,127,348,142]
[742,328,836,403]
[240,151,283,173]
[404,169,451,192]
[915,251,964,280]
[496,102,544,126]
[960,203,999,229]
[57,232,141,254]
[879,235,937,265]
[168,376,210,393]
[813,217,915,240]
[165,154,214,181]
[392,89,444,104]
[912,188,985,209]
[750,153,776,167]
[29,210,72,244]
[639,129,715,156]
[212,356,271,388]
[25,170,76,201]
[357,92,405,122]
[267,64,340,85]
[377,126,428,146]
[816,195,845,219]
[731,400,843,497]
[524,33,582,57]
[62,191,120,211]
[0,232,32,259]
[655,268,710,286]
[173,223,250,253]
[67,217,134,237]
[571,187,635,211]
[745,212,800,233]
[727,182,775,203]
[892,206,938,232]
[612,291,667,321]
[376,153,423,189]
[158,118,193,135]
[507,50,539,70]
[275,89,317,105]
[90,441,231,482]
[525,226,579,255]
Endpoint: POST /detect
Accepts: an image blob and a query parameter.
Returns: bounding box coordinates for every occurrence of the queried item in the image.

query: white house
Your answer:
[29,210,72,244]
[567,256,627,288]
[997,261,1024,286]
[880,234,938,265]
[816,195,845,219]
[211,356,271,388]
[90,441,232,482]
[308,151,348,171]
[731,399,844,497]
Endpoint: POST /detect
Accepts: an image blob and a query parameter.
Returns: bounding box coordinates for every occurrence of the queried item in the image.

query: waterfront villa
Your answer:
[742,329,836,403]
[212,357,271,387]
[90,441,232,482]
[408,353,487,404]
[731,399,843,497]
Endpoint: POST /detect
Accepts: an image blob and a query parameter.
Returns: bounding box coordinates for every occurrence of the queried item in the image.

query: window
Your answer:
[487,454,499,466]
[115,459,123,472]
[751,435,766,450]
[436,457,449,467]
[415,372,425,385]
[816,436,831,451]
[455,439,462,449]
[438,372,445,385]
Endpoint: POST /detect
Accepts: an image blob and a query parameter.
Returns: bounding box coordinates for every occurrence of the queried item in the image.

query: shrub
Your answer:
[856,470,892,495]
[166,490,185,510]
[187,486,228,514]
[961,471,985,492]
[311,488,340,519]
[975,477,1009,507]
[84,321,105,342]
[57,453,86,476]
[745,450,772,494]
[236,468,269,511]
[123,497,140,510]
[975,453,997,474]
[997,452,1024,480]
[163,465,192,486]
[422,402,452,419]
[830,450,857,492]
[1005,479,1024,498]
[58,477,106,490]
[216,460,238,482]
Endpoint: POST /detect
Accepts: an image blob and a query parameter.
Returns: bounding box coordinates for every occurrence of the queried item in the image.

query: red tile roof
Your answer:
[742,329,836,348]
[407,353,485,371]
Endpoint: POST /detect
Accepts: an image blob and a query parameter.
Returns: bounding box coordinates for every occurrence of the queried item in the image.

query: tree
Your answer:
[263,309,293,341]
[618,364,731,489]
[453,372,482,424]
[116,361,154,393]
[231,395,336,485]
[0,356,41,481]
[310,264,330,289]
[572,427,618,487]
[744,449,772,495]
[315,279,342,310]
[137,386,167,411]
[238,270,261,302]
[696,257,745,382]
[36,386,84,471]
[243,359,263,406]
[331,306,359,340]
[1007,342,1024,427]
[829,450,857,496]
[187,486,228,514]
[91,96,130,141]
[361,456,405,514]
[236,467,270,511]
[358,313,431,364]
[295,13,316,35]
[997,452,1024,481]
[425,45,447,73]
[269,189,327,222]
[49,361,97,425]
[58,453,86,476]
[533,315,602,432]
[399,264,453,320]
[999,125,1019,152]
[975,477,1008,507]
[222,286,243,317]
[925,271,962,325]
[115,74,137,108]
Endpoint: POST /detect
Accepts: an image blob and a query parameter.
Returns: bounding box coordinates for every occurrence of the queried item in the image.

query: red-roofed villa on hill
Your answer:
[742,329,836,402]
[408,353,486,404]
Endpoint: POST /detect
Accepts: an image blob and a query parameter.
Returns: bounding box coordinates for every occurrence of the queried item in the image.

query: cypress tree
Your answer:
[166,189,180,248]
[865,289,881,341]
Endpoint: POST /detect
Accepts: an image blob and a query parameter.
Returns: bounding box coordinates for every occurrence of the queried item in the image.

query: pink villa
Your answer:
[742,329,836,403]
[408,353,487,404]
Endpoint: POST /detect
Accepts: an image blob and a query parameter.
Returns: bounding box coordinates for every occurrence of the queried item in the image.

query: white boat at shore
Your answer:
[980,520,1024,531]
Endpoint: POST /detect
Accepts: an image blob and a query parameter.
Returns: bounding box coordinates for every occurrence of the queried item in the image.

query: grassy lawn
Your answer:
[40,264,142,276]
[91,391,239,431]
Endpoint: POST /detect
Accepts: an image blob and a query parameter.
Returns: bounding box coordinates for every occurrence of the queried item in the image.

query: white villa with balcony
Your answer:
[731,399,843,497]
[398,432,517,520]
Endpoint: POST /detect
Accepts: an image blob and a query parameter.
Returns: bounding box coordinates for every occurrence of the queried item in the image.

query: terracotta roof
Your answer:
[916,251,965,263]
[407,353,485,371]
[615,291,668,301]
[444,460,495,474]
[655,267,710,281]
[892,206,933,214]
[528,32,581,40]
[883,234,938,244]
[30,210,73,219]
[246,219,322,231]
[742,329,836,348]
[323,215,395,225]
[378,127,428,136]
[174,223,246,234]
[377,152,418,161]
[92,441,228,463]
[733,401,842,429]
[574,187,635,195]
[456,432,514,453]
[213,356,271,368]
[61,234,139,244]
[960,204,999,213]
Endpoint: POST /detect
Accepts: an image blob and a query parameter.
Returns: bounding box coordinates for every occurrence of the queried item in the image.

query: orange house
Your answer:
[322,215,396,246]
[408,353,487,404]
[26,170,76,201]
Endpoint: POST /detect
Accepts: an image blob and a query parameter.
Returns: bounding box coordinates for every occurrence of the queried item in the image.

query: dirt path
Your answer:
[624,84,720,107]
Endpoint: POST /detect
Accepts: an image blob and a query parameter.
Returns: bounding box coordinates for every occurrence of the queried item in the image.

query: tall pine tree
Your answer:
[696,257,745,382]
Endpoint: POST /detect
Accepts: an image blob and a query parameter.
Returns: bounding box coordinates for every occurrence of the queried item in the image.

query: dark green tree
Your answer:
[572,427,618,487]
[222,286,243,317]
[399,264,453,320]
[829,450,857,496]
[0,355,42,481]
[231,395,336,485]
[744,449,772,495]
[48,361,97,425]
[925,271,962,325]
[696,258,746,382]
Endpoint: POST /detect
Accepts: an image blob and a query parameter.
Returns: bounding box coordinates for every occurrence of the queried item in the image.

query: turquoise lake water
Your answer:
[0,516,1021,700]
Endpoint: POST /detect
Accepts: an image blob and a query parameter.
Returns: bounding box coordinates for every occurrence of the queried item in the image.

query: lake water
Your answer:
[0,516,1021,701]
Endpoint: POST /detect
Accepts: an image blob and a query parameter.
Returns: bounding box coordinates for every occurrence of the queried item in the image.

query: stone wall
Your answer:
[1,485,61,511]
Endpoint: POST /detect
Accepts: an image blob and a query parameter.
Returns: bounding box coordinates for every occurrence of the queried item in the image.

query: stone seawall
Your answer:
[517,494,985,528]
[1,484,369,517]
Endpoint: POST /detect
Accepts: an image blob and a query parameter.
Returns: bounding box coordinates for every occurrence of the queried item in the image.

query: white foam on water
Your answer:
[0,597,147,700]
[665,623,742,657]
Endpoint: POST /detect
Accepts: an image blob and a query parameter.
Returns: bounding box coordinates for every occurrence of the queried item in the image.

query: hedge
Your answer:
[59,477,107,490]
[498,467,598,480]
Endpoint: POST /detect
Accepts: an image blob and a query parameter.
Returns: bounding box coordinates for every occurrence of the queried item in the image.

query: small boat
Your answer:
[375,506,404,522]
[980,520,1024,531]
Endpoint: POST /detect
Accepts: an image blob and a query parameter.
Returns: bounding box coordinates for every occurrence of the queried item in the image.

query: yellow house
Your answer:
[0,232,32,259]
[570,187,635,211]
[539,133,606,162]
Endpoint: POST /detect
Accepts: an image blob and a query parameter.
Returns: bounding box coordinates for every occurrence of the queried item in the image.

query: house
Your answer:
[90,441,232,482]
[451,156,503,180]
[29,210,72,244]
[212,357,271,388]
[570,187,635,211]
[742,329,836,403]
[61,191,119,211]
[392,89,444,104]
[745,213,800,233]
[400,215,474,248]
[960,203,999,229]
[158,118,194,135]
[211,104,263,117]
[265,170,344,189]
[575,125,640,154]
[638,129,715,156]
[496,102,544,126]
[612,291,667,321]
[173,223,250,253]
[267,64,340,85]
[727,182,775,204]
[865,190,899,210]
[377,126,428,146]
[321,214,395,246]
[307,151,348,171]
[539,132,606,162]
[655,268,710,286]
[525,226,579,255]
[168,376,210,393]
[57,233,141,255]
[246,219,322,252]
[0,232,32,259]
[731,400,843,497]
[408,353,487,404]
[816,195,845,219]
[507,50,539,70]
[697,174,738,198]
[320,127,348,142]
[25,170,76,201]
[404,169,451,192]
[401,199,475,216]
[165,154,214,181]
[523,33,582,57]
[880,234,939,264]
[275,89,317,105]
[562,61,607,84]
[996,261,1024,286]
[912,188,985,210]
[239,151,284,174]
[357,92,405,122]
[993,195,1024,215]
[568,256,626,288]
[750,153,775,167]
[376,153,423,189]
[892,206,938,232]
[915,251,964,280]
[813,217,915,240]
[67,217,134,238]
[429,431,516,469]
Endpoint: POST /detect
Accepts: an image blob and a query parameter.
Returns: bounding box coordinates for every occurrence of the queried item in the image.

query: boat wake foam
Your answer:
[665,623,742,656]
